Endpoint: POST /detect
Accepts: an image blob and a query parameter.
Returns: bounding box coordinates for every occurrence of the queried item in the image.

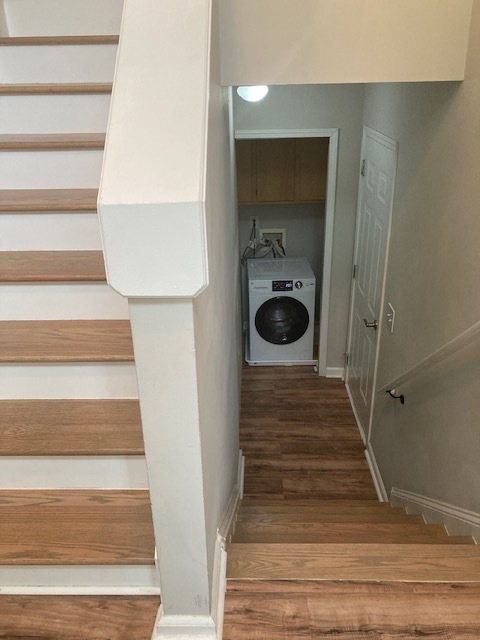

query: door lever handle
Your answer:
[363,318,378,330]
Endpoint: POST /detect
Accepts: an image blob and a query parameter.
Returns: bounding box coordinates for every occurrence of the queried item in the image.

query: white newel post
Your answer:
[98,0,218,637]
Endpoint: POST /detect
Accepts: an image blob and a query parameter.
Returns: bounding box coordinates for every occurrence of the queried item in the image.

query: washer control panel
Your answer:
[295,281,303,289]
[272,280,293,292]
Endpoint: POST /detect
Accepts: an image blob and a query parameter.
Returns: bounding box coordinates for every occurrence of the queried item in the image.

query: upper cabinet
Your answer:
[236,137,328,205]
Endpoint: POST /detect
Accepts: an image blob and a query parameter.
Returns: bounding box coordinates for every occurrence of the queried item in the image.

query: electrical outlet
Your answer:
[260,228,286,249]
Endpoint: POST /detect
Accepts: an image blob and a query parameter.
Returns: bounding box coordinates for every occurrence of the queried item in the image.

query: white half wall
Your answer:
[98,0,209,297]
[220,0,473,86]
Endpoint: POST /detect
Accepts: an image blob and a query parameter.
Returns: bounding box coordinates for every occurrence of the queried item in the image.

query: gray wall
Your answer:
[234,85,365,368]
[366,0,480,511]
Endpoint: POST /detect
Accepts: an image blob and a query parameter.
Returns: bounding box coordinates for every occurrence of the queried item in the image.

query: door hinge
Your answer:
[344,352,351,366]
[361,159,366,177]
[353,264,358,279]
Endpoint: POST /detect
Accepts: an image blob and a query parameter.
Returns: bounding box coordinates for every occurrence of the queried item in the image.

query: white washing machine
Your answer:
[246,257,316,366]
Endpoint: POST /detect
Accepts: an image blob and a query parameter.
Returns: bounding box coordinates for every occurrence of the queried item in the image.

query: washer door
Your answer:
[255,296,309,345]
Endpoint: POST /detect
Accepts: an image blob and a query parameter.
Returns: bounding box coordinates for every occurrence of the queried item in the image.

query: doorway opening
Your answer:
[234,128,339,376]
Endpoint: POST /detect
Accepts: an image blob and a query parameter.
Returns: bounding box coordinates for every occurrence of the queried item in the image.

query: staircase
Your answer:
[225,499,480,637]
[0,1,157,594]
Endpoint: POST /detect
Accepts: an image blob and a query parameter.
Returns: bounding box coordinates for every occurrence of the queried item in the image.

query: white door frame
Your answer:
[234,127,339,377]
[345,126,398,443]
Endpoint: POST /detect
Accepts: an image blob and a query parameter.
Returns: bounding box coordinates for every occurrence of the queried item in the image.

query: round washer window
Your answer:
[255,296,309,345]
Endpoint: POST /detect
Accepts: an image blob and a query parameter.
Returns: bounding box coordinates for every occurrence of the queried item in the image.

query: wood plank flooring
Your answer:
[225,582,480,640]
[0,250,106,281]
[240,365,376,501]
[0,188,98,211]
[0,490,155,565]
[0,399,144,455]
[0,83,113,95]
[223,365,480,639]
[0,319,134,361]
[0,596,159,640]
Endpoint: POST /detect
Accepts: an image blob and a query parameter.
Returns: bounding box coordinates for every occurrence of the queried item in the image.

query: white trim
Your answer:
[391,488,480,544]
[153,608,216,639]
[211,479,242,640]
[346,382,366,445]
[237,449,245,500]
[0,565,160,595]
[326,366,344,379]
[365,445,388,502]
[234,127,339,378]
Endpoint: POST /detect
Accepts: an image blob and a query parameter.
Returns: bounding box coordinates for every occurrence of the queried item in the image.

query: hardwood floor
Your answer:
[240,365,375,501]
[0,596,160,640]
[223,365,480,639]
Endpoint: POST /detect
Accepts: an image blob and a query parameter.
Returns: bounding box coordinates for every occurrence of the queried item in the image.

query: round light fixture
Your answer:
[236,85,269,102]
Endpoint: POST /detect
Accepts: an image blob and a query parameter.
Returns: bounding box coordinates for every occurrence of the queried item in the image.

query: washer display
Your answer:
[246,257,316,365]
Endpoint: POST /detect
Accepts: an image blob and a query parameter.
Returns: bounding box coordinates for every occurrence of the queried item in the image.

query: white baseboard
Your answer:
[345,382,366,445]
[364,445,388,502]
[211,452,244,640]
[326,366,344,379]
[391,488,480,543]
[153,608,216,639]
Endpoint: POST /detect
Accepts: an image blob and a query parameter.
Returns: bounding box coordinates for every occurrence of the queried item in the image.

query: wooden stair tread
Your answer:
[0,399,144,456]
[224,583,480,637]
[0,133,105,151]
[0,251,106,282]
[0,490,154,565]
[0,188,98,212]
[0,595,160,640]
[232,521,473,545]
[0,35,119,46]
[0,83,112,95]
[227,543,480,581]
[0,320,134,362]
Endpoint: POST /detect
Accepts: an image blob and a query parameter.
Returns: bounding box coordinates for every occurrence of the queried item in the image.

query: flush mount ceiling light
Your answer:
[236,85,269,102]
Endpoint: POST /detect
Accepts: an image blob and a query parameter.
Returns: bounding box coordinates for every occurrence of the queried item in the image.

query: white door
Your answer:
[346,127,397,441]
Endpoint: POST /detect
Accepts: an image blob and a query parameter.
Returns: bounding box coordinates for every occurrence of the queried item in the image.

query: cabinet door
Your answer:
[256,138,295,203]
[294,138,329,202]
[235,139,256,204]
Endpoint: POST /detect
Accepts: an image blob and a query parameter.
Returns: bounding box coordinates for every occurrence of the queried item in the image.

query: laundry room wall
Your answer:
[238,202,325,325]
[234,84,365,369]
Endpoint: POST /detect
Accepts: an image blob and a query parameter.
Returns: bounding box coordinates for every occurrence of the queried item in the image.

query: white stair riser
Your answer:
[0,45,117,83]
[0,95,111,133]
[0,565,160,595]
[0,363,138,398]
[0,456,148,489]
[0,284,129,320]
[2,0,124,36]
[0,150,103,188]
[0,213,102,250]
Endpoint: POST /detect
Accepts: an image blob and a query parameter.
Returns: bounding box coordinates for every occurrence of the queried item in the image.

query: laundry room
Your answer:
[236,136,327,364]
[233,84,365,374]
